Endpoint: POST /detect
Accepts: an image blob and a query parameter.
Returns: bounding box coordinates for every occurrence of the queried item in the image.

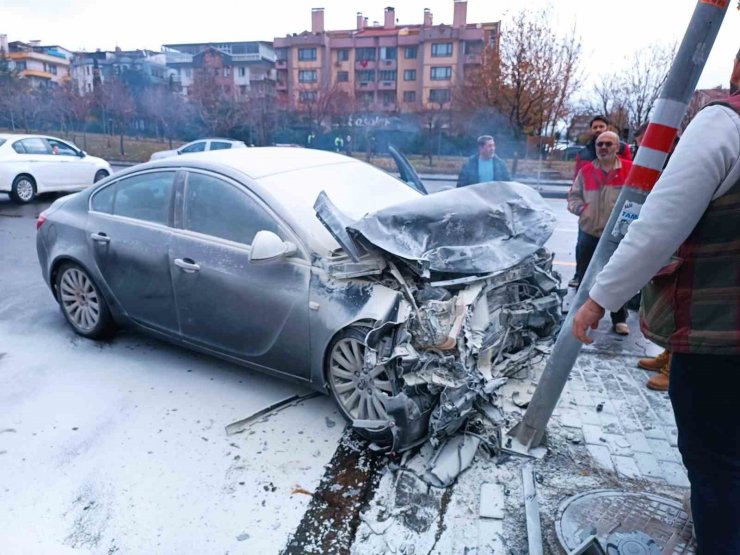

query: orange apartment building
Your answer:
[273,1,499,114]
[1,35,73,88]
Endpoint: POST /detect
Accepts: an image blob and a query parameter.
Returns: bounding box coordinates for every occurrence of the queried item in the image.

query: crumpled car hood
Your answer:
[345,182,556,275]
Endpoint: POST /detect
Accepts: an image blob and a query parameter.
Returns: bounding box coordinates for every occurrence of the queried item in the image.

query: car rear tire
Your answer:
[94,170,109,183]
[326,326,396,442]
[10,175,36,204]
[56,262,116,339]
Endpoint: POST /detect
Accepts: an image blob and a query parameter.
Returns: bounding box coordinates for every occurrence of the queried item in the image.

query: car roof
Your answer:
[0,133,70,142]
[124,147,419,254]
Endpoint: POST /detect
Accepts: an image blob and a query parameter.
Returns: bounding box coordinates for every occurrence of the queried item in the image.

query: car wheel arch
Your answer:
[49,256,122,320]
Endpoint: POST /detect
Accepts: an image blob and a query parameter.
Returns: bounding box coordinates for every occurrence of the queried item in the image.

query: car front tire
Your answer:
[55,262,116,339]
[10,175,36,204]
[326,326,395,443]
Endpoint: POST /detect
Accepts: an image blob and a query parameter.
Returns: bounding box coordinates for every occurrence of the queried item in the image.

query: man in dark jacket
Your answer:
[456,135,511,187]
[573,116,633,178]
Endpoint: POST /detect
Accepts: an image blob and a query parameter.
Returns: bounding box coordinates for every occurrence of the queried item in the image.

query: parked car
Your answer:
[0,134,111,203]
[149,138,247,161]
[36,148,562,450]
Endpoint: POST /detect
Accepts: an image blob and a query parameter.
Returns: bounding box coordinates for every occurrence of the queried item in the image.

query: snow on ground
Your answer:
[0,311,345,554]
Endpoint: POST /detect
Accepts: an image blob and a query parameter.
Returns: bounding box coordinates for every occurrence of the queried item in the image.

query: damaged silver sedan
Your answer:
[36,147,562,451]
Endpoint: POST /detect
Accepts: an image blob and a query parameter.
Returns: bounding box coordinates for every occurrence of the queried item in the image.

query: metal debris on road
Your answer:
[522,462,544,555]
[225,392,322,436]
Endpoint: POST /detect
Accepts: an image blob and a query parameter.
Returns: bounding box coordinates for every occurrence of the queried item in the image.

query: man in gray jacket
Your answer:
[572,51,740,554]
[456,135,511,187]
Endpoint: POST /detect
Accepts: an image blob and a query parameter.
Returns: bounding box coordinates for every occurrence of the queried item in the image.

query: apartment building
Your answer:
[162,42,276,96]
[71,48,178,95]
[2,35,73,88]
[273,1,499,114]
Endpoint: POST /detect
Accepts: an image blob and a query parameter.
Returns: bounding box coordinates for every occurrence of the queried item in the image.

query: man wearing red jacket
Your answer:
[568,130,633,335]
[573,116,633,179]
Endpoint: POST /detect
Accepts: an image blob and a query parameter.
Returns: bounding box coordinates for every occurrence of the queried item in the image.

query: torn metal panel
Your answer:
[347,182,556,275]
[522,463,544,555]
[479,483,506,520]
[424,434,482,488]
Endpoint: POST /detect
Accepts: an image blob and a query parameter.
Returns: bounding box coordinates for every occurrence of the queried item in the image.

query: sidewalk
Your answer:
[352,310,689,554]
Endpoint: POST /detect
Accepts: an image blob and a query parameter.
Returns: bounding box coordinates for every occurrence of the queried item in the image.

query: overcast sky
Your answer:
[3,0,738,89]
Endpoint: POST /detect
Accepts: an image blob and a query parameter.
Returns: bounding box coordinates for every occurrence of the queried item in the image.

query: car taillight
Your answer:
[36,212,48,230]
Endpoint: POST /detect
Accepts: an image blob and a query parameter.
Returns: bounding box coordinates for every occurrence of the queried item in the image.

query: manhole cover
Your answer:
[555,490,695,554]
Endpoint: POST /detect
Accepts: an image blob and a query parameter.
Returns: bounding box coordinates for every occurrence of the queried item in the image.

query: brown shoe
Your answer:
[613,322,630,335]
[646,358,671,391]
[638,350,670,371]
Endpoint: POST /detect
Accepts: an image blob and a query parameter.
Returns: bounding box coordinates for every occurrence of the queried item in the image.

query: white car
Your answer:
[149,138,247,161]
[0,134,112,204]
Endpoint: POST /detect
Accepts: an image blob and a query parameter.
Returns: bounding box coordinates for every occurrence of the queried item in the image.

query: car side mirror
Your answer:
[249,230,297,263]
[78,150,86,158]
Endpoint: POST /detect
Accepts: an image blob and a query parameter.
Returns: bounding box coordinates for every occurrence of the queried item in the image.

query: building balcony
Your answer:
[464,53,482,64]
[377,59,397,70]
[355,81,377,90]
[355,60,376,70]
[276,59,287,68]
[276,81,288,90]
[377,80,396,91]
[21,69,53,80]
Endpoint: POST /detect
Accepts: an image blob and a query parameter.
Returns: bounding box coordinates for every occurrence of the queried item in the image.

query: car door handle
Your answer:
[174,258,200,272]
[91,232,110,243]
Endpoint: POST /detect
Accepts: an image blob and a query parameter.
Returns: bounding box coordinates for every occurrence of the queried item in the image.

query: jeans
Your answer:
[669,353,740,554]
[575,229,628,324]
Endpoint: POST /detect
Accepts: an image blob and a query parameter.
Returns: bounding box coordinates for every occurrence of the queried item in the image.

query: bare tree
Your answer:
[140,88,191,148]
[97,77,136,156]
[621,42,676,130]
[189,73,247,137]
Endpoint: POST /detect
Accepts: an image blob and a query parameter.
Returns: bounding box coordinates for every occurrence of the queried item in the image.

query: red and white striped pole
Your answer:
[507,0,731,455]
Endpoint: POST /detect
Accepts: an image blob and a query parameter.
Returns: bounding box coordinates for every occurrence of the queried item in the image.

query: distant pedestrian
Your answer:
[334,135,344,153]
[456,135,510,187]
[345,134,352,156]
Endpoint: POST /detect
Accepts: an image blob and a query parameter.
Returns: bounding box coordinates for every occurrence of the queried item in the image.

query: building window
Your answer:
[185,68,192,77]
[403,69,416,81]
[86,66,90,75]
[430,66,451,80]
[404,46,418,59]
[378,70,396,82]
[355,47,376,62]
[224,67,231,77]
[358,91,374,105]
[379,47,396,60]
[299,91,317,102]
[238,67,246,77]
[276,48,288,61]
[356,70,375,82]
[298,48,317,61]
[489,31,497,46]
[429,88,450,104]
[298,70,317,83]
[464,40,484,55]
[337,49,349,62]
[240,85,248,94]
[380,91,395,105]
[337,71,349,82]
[403,91,416,102]
[431,43,453,57]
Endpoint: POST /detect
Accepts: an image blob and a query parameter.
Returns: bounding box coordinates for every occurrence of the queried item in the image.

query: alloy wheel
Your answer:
[329,337,393,420]
[16,178,34,202]
[59,268,101,332]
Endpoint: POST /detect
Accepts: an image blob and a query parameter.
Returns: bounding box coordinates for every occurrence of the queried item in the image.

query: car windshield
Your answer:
[257,160,420,254]
[0,139,6,147]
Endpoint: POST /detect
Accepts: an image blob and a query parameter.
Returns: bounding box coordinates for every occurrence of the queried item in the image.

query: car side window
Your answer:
[183,172,281,245]
[210,141,232,151]
[113,172,176,225]
[12,141,25,153]
[91,183,116,213]
[47,139,78,157]
[19,138,49,154]
[180,142,206,154]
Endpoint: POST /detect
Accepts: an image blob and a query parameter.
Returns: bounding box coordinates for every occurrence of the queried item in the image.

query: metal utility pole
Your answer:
[506,0,731,455]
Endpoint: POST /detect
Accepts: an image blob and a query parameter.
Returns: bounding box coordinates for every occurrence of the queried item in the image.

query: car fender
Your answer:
[308,270,402,390]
